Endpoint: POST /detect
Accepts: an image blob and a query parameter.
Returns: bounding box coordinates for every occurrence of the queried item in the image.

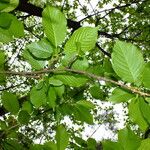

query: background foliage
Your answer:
[0,0,150,149]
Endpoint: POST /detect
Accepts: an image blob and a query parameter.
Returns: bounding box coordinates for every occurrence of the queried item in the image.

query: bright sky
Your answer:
[73,0,127,141]
[82,103,126,141]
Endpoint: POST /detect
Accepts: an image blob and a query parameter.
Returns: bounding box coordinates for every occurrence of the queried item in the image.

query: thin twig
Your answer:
[96,43,111,58]
[17,14,31,19]
[0,82,25,91]
[88,125,101,138]
[0,124,19,139]
[79,0,142,22]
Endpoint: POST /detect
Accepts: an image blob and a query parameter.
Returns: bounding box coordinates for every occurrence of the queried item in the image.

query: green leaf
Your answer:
[30,144,43,150]
[109,88,135,103]
[47,87,57,108]
[0,13,12,29]
[103,58,114,75]
[87,64,104,76]
[74,136,87,148]
[89,85,104,100]
[145,97,150,103]
[0,0,9,12]
[112,41,145,83]
[26,38,54,59]
[0,120,7,130]
[8,15,24,38]
[49,78,63,86]
[76,100,95,109]
[0,27,12,43]
[1,92,19,114]
[87,138,97,150]
[72,57,89,71]
[118,127,141,150]
[129,98,148,131]
[102,140,122,150]
[30,83,47,108]
[73,104,93,124]
[23,48,46,70]
[62,53,89,70]
[18,110,30,125]
[43,141,57,150]
[59,104,73,116]
[138,139,150,150]
[61,51,77,66]
[55,74,88,87]
[55,125,70,150]
[22,101,33,114]
[54,85,65,97]
[139,97,150,124]
[0,0,19,12]
[0,13,24,43]
[0,51,5,84]
[3,139,23,150]
[42,6,67,47]
[65,27,98,53]
[142,62,150,89]
[35,80,44,90]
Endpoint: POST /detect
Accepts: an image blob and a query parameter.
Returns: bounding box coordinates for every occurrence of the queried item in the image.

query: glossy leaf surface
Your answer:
[112,41,145,83]
[42,6,67,47]
[2,92,19,114]
[56,125,70,150]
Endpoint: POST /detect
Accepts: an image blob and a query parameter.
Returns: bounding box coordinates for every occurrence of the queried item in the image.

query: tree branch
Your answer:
[0,82,25,91]
[0,68,149,117]
[16,0,81,30]
[0,124,19,139]
[98,31,149,43]
[98,31,118,39]
[96,43,111,58]
[16,0,143,56]
[0,68,149,97]
[15,0,148,56]
[79,0,142,22]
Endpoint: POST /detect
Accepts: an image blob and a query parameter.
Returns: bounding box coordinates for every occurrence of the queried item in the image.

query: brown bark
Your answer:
[16,0,81,30]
